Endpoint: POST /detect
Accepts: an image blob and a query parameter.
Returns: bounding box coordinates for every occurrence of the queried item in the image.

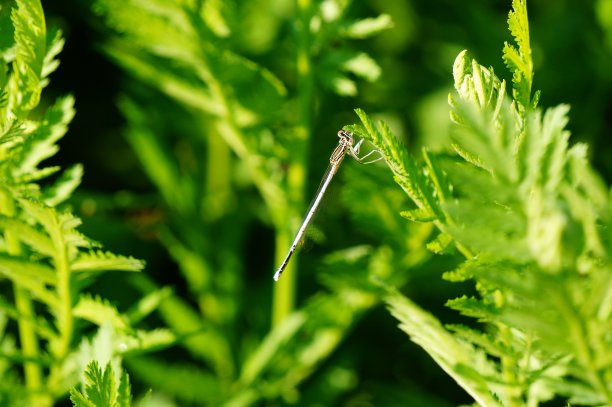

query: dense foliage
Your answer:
[0,0,610,406]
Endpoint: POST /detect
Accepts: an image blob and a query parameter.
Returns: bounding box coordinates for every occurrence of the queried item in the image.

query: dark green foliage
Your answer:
[89,0,416,405]
[2,0,607,405]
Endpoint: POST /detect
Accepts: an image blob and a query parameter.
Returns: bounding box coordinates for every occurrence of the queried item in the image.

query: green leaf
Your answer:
[70,361,132,407]
[0,254,58,307]
[501,0,534,109]
[348,109,440,218]
[400,207,436,223]
[73,296,129,330]
[0,215,54,256]
[341,14,393,39]
[43,164,83,207]
[69,389,95,407]
[86,362,114,406]
[17,95,76,177]
[8,0,46,116]
[41,28,65,82]
[71,251,144,274]
[426,232,454,254]
[0,253,56,285]
[116,368,131,407]
[385,289,501,407]
[119,328,176,354]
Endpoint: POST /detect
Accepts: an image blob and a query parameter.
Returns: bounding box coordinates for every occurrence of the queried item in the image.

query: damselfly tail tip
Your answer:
[273,269,282,281]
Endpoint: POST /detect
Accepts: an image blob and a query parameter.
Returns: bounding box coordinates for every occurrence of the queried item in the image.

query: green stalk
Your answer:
[46,209,73,400]
[200,120,232,325]
[272,0,314,327]
[0,191,47,405]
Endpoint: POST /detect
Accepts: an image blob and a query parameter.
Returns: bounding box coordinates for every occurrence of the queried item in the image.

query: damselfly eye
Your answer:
[337,130,353,144]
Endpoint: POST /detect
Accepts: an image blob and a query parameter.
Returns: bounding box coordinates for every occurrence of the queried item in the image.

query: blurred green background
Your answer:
[36,0,612,405]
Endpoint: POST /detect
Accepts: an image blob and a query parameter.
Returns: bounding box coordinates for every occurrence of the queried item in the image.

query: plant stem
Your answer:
[0,191,47,404]
[272,0,314,326]
[46,208,74,399]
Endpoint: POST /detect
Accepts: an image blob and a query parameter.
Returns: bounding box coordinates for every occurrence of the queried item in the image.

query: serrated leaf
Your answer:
[43,164,83,207]
[400,207,436,222]
[73,296,129,330]
[0,253,56,285]
[8,0,46,116]
[116,369,131,407]
[446,324,508,359]
[72,251,144,274]
[426,232,453,254]
[120,328,176,354]
[385,289,501,407]
[0,215,54,256]
[501,0,533,109]
[17,95,76,176]
[15,165,61,184]
[445,295,499,322]
[42,27,64,82]
[69,388,95,407]
[350,109,438,216]
[83,361,115,406]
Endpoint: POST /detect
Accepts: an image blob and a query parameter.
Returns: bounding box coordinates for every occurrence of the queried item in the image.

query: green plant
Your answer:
[346,1,612,405]
[70,361,131,407]
[0,1,170,405]
[87,1,446,405]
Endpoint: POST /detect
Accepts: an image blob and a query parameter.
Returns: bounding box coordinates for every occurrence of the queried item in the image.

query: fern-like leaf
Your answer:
[73,296,129,331]
[72,251,144,274]
[7,0,46,116]
[502,0,536,110]
[385,289,501,407]
[347,109,441,219]
[16,95,76,177]
[70,361,131,407]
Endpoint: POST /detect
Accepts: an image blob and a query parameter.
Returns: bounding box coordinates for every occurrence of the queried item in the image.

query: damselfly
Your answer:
[273,130,380,281]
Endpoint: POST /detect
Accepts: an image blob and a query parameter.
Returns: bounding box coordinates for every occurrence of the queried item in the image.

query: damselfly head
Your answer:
[337,130,354,146]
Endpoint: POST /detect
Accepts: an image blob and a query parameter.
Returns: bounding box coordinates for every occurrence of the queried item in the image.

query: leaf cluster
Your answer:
[349,1,612,405]
[0,1,171,405]
[70,361,131,407]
